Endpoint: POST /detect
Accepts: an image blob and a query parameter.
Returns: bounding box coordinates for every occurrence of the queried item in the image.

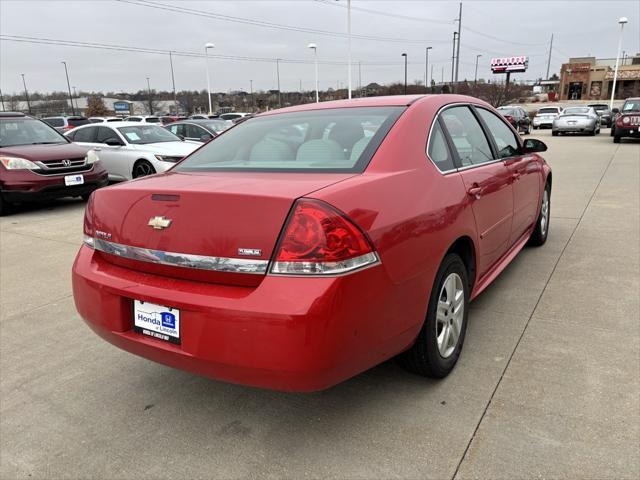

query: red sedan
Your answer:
[72,95,552,391]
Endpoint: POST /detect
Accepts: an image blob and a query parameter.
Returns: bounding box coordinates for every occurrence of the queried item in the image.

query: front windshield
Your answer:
[622,100,640,112]
[118,125,181,144]
[175,106,404,173]
[0,118,67,147]
[563,107,590,115]
[204,121,232,133]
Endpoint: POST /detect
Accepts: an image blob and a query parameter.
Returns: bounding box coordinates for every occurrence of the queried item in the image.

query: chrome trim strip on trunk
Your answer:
[90,237,269,274]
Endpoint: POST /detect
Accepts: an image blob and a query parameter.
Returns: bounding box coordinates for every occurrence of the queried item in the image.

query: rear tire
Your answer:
[552,131,559,136]
[0,195,11,216]
[529,183,551,247]
[399,253,469,378]
[613,135,621,143]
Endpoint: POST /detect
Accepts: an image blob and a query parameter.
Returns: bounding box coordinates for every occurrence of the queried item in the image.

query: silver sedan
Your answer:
[552,107,600,136]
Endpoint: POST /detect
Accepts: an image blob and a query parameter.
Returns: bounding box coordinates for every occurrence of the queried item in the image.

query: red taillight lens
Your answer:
[505,115,514,122]
[271,199,378,275]
[83,194,95,247]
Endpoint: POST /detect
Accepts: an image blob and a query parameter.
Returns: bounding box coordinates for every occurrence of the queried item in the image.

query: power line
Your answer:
[115,0,450,45]
[0,34,456,67]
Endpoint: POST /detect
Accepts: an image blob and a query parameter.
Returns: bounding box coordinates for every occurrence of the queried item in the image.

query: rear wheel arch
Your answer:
[445,236,477,291]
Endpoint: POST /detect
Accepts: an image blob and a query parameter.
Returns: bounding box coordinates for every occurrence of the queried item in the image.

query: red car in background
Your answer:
[0,112,108,215]
[73,95,551,391]
[611,97,640,143]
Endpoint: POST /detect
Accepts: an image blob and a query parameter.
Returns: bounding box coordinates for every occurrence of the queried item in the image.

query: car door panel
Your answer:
[504,155,542,242]
[440,106,514,276]
[94,127,130,181]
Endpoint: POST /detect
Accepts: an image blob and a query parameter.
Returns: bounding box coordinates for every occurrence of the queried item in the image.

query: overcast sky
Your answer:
[1,0,639,96]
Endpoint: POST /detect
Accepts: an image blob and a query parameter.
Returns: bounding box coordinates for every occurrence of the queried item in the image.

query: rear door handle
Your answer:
[467,185,483,198]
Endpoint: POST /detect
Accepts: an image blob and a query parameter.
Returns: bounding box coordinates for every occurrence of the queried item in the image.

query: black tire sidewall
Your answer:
[422,254,470,377]
[133,160,156,179]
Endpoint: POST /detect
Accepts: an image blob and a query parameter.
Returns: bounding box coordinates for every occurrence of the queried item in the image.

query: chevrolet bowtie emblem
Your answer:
[147,216,172,230]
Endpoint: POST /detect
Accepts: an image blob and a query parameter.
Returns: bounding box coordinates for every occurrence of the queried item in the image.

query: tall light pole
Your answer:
[425,47,432,93]
[204,42,215,115]
[61,61,75,115]
[21,73,31,114]
[146,77,153,115]
[451,32,458,90]
[401,53,408,95]
[276,58,282,107]
[250,79,254,111]
[347,0,352,99]
[169,51,178,115]
[454,2,462,85]
[308,43,319,103]
[72,86,78,111]
[610,17,628,110]
[474,54,482,85]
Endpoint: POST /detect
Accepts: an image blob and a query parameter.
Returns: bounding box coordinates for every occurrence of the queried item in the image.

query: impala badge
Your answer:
[238,248,262,257]
[148,216,172,230]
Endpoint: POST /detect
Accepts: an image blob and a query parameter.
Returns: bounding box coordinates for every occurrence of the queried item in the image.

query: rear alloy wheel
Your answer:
[399,253,469,378]
[132,160,156,179]
[529,183,551,246]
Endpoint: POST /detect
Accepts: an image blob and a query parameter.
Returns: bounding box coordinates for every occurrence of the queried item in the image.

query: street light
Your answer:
[610,17,628,110]
[72,86,77,111]
[146,77,153,115]
[61,61,75,115]
[276,58,282,107]
[21,74,31,114]
[401,53,408,95]
[204,42,215,115]
[308,43,319,103]
[425,47,432,92]
[474,54,482,85]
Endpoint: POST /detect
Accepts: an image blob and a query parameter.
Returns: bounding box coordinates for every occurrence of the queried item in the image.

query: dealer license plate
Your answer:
[64,174,84,186]
[133,300,180,344]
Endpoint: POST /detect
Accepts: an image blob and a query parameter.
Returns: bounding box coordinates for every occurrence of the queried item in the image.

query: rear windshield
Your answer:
[563,107,589,115]
[0,118,67,147]
[589,104,608,111]
[175,106,404,173]
[538,108,559,114]
[68,118,90,127]
[145,117,161,123]
[43,117,64,127]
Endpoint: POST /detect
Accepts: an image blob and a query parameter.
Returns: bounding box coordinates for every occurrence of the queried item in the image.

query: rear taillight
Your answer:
[505,115,514,122]
[64,125,74,131]
[270,199,379,275]
[83,194,95,248]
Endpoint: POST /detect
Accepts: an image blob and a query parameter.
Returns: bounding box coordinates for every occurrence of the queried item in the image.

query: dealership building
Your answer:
[559,54,640,100]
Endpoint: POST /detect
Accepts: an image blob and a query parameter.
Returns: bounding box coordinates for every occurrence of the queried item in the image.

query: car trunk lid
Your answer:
[88,170,355,286]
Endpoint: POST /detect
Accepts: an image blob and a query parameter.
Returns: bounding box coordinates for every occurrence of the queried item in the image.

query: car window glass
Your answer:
[440,106,494,167]
[169,124,185,137]
[73,126,97,143]
[427,120,455,171]
[186,124,204,138]
[43,118,64,127]
[96,127,119,144]
[477,108,520,159]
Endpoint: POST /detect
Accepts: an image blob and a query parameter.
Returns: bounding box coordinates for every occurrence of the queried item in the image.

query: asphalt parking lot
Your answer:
[1,129,638,480]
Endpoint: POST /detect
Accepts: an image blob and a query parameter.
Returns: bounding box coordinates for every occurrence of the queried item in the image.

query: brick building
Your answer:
[559,55,640,100]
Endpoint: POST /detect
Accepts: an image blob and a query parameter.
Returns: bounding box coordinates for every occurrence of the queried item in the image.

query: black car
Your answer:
[588,103,613,127]
[497,106,531,134]
[164,119,233,143]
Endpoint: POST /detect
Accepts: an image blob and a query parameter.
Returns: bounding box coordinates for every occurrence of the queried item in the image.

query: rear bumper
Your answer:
[1,167,108,203]
[71,246,422,392]
[533,118,554,127]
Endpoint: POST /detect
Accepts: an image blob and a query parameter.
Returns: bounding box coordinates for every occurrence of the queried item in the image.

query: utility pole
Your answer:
[169,51,178,114]
[402,53,408,95]
[276,58,282,107]
[455,2,462,86]
[474,55,482,84]
[62,61,75,115]
[431,64,435,91]
[451,32,458,89]
[21,74,31,114]
[72,86,78,111]
[146,77,153,115]
[347,0,352,99]
[545,33,554,79]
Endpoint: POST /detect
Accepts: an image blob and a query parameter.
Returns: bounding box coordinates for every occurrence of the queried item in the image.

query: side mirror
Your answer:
[612,108,620,114]
[200,134,213,142]
[523,138,547,153]
[105,138,123,146]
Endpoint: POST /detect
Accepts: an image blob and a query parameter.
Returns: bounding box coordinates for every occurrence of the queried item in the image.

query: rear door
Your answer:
[475,107,541,244]
[440,105,514,276]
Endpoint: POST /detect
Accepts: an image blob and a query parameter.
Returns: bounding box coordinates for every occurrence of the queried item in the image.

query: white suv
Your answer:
[533,106,562,129]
